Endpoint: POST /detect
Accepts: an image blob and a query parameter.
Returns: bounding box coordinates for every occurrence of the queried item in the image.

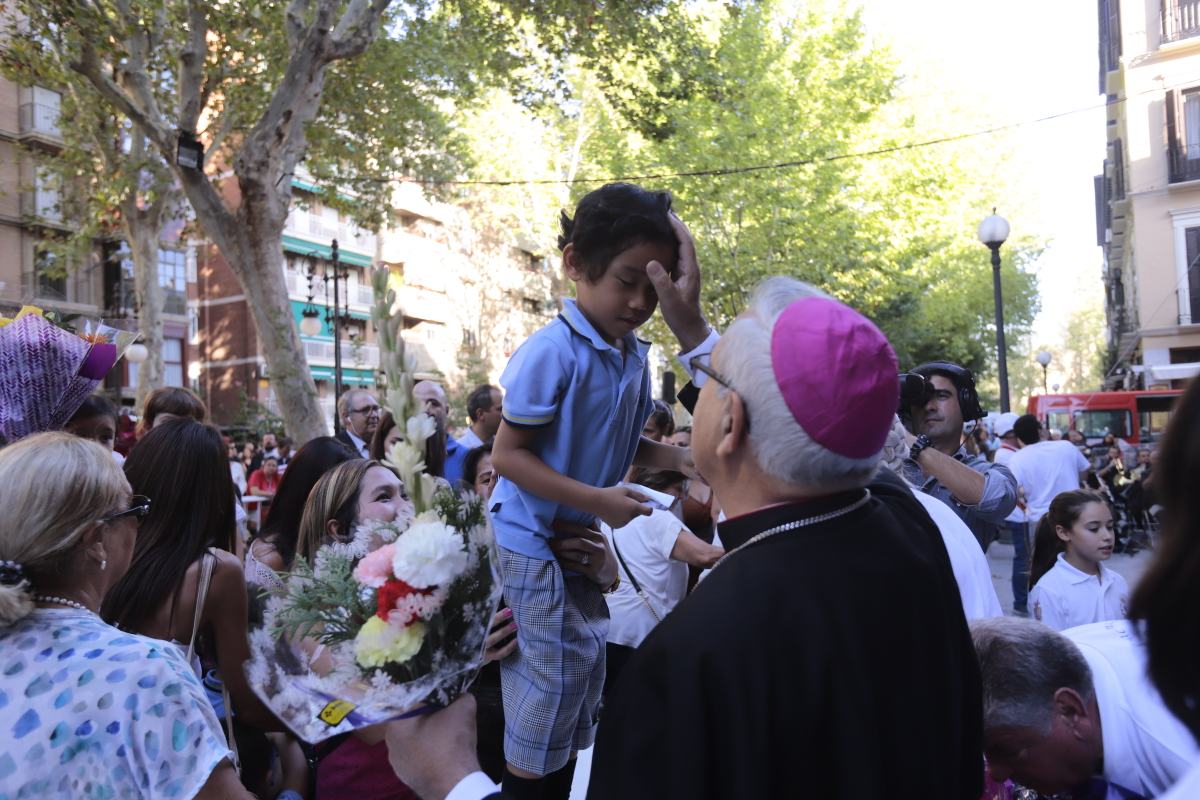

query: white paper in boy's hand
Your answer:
[621,483,676,511]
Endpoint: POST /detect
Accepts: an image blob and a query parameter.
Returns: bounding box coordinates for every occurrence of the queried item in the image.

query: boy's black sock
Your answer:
[502,769,546,800]
[544,758,578,800]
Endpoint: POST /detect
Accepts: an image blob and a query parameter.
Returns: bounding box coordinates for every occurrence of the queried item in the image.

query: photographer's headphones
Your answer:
[912,361,984,422]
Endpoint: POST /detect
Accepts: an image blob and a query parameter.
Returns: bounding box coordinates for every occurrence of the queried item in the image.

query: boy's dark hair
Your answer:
[70,394,117,424]
[558,183,677,282]
[467,384,498,423]
[1013,414,1042,446]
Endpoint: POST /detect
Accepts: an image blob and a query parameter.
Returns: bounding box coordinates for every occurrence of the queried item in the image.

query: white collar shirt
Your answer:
[1030,554,1129,632]
[1063,621,1199,798]
[457,427,484,451]
[345,430,369,458]
[1161,760,1200,799]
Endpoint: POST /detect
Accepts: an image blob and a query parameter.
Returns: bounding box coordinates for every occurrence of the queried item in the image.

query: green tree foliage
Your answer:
[457,1,1042,388]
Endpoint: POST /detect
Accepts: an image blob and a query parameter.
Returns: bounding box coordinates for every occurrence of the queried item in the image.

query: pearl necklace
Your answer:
[33,595,95,614]
[707,489,873,576]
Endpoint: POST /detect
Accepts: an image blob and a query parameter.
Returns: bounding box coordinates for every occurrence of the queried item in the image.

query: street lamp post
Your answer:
[1036,350,1052,394]
[978,210,1012,412]
[302,240,351,434]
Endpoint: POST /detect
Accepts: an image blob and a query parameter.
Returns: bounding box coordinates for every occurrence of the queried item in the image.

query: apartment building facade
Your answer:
[0,75,195,405]
[1099,0,1200,388]
[193,179,558,430]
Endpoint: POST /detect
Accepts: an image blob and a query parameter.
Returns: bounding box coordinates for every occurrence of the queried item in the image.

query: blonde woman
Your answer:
[0,433,249,799]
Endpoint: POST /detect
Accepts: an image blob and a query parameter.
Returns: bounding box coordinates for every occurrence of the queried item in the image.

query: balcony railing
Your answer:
[1169,142,1200,183]
[302,337,379,368]
[18,102,61,139]
[1163,1,1200,44]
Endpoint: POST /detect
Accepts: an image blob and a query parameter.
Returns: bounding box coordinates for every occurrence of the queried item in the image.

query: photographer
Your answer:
[900,362,1018,552]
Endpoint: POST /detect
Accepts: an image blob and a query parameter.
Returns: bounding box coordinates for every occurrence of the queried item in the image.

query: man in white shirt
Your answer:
[972,617,1197,798]
[457,384,503,451]
[335,388,381,458]
[1006,414,1090,525]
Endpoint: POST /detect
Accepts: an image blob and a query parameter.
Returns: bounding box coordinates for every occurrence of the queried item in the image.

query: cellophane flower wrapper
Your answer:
[246,491,502,743]
[0,307,138,441]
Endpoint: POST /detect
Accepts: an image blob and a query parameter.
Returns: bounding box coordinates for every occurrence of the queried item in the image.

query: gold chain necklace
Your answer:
[707,489,872,576]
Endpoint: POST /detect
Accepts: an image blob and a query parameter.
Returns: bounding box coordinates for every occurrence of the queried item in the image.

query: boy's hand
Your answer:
[592,485,653,529]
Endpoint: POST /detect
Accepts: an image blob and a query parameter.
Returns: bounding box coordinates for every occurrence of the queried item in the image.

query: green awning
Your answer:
[283,234,372,268]
[310,365,376,386]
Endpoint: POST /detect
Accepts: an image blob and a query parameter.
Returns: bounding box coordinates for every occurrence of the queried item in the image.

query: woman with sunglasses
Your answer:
[0,432,252,798]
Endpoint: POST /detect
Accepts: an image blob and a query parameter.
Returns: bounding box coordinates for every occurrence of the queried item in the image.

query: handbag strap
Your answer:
[185,551,215,665]
[185,551,241,773]
[610,534,663,624]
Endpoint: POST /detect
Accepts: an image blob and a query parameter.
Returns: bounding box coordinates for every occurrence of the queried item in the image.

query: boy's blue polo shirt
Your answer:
[490,298,653,560]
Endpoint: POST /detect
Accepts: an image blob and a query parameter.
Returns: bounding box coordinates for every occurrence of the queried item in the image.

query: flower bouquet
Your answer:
[0,304,139,442]
[244,267,502,743]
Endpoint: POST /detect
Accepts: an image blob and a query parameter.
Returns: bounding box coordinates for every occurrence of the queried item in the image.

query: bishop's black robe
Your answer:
[586,476,983,799]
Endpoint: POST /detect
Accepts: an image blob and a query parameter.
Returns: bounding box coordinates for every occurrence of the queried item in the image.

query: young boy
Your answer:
[490,183,693,798]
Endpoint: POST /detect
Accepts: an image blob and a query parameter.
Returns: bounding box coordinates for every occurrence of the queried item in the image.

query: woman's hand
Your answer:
[483,608,517,664]
[551,520,618,588]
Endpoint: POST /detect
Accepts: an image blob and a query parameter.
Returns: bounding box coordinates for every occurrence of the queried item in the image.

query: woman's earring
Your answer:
[101,559,107,572]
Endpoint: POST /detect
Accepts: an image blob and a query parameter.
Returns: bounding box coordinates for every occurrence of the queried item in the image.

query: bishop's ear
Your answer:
[715,391,749,458]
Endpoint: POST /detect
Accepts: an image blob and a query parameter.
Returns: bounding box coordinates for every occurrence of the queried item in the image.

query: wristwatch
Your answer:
[602,574,622,594]
[909,433,933,461]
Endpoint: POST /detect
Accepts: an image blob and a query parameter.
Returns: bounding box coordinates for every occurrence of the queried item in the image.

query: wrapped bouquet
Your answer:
[0,304,138,441]
[245,267,502,743]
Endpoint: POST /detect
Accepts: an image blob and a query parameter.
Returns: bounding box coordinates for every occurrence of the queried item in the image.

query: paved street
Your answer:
[985,539,1155,615]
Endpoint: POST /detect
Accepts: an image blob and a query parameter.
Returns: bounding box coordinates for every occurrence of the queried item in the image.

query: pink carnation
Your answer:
[353,543,397,588]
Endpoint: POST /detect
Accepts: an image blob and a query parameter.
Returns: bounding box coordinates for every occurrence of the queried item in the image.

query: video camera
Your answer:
[898,372,933,410]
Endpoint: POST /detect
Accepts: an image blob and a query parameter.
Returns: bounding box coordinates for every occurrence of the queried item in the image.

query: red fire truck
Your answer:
[1026,390,1183,447]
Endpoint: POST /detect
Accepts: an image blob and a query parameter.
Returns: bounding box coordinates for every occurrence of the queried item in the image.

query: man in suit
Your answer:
[335,388,381,458]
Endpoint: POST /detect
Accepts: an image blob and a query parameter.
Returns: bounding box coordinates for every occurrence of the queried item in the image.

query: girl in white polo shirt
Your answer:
[1029,490,1129,631]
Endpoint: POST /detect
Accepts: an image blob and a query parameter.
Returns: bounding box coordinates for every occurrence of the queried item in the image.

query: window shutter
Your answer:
[1168,89,1180,182]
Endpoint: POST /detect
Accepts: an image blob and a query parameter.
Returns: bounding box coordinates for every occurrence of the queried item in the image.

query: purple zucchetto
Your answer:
[769,297,899,459]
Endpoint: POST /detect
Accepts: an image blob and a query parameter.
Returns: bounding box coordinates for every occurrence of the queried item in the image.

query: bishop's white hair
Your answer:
[714,277,883,491]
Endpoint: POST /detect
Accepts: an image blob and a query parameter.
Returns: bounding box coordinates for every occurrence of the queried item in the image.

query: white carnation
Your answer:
[406,414,436,446]
[387,440,425,478]
[392,520,470,588]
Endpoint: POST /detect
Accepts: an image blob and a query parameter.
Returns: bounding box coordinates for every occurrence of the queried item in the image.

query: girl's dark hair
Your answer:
[256,436,354,568]
[69,394,117,424]
[647,399,675,439]
[1130,379,1200,738]
[558,183,677,282]
[371,411,446,478]
[102,419,234,632]
[138,386,207,436]
[1029,490,1108,588]
[460,443,493,494]
[629,467,688,494]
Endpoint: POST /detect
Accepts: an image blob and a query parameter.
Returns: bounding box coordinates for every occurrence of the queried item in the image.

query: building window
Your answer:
[33,246,65,301]
[127,336,185,387]
[1166,88,1200,182]
[1162,0,1200,44]
[1099,0,1121,88]
[1186,226,1200,324]
[158,249,187,314]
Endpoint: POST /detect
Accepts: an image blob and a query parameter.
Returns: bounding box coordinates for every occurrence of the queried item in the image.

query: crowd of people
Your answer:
[1,182,1198,800]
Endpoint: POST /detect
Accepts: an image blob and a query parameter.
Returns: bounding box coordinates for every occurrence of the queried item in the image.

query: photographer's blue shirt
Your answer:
[490,298,653,560]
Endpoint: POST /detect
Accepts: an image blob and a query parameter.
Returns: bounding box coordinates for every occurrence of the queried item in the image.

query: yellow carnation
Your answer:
[354,616,426,668]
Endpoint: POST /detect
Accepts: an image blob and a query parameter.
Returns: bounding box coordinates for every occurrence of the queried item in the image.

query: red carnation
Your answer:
[376,578,434,624]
